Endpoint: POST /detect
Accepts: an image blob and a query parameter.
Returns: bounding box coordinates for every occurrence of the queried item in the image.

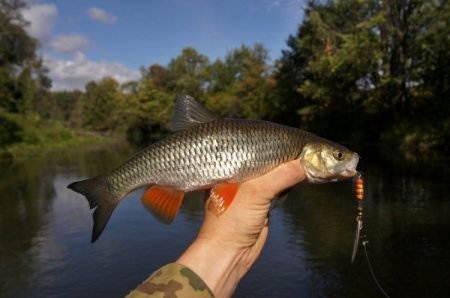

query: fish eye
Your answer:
[333,150,344,160]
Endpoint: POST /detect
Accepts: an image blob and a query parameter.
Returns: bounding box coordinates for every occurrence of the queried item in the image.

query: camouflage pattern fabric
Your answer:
[126,263,214,298]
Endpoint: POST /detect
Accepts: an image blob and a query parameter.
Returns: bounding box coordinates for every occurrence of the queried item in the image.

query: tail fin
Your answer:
[68,176,119,243]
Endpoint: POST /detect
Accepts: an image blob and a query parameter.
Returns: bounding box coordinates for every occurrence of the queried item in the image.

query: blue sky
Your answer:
[22,0,306,90]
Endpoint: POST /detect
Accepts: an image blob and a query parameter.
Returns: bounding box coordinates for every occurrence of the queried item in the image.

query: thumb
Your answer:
[244,159,306,200]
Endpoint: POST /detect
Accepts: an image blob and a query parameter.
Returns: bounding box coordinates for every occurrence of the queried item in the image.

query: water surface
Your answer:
[0,145,449,297]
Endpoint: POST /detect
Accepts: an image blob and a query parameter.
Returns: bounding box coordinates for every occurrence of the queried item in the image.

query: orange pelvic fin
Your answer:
[207,183,239,216]
[141,186,185,224]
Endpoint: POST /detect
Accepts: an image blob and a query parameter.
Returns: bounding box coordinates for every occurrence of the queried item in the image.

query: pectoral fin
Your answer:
[141,186,185,224]
[207,183,239,216]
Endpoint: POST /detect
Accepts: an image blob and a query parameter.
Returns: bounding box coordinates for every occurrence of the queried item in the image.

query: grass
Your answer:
[0,112,114,159]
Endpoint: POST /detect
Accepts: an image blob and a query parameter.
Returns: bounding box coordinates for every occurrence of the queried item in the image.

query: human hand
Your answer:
[177,159,306,298]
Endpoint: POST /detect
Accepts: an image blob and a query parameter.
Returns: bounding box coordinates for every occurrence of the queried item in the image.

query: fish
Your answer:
[68,94,360,242]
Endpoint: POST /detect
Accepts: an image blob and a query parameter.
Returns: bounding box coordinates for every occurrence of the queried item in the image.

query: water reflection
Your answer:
[0,146,449,297]
[0,145,132,297]
[258,158,450,298]
[0,156,55,297]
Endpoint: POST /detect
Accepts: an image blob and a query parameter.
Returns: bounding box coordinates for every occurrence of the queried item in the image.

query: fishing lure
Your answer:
[351,172,364,263]
[350,172,390,297]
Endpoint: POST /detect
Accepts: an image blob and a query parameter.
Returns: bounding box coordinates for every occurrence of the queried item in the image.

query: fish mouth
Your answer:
[340,168,357,177]
[341,153,360,177]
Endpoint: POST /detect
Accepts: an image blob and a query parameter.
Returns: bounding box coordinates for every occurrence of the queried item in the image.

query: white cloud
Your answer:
[45,52,139,91]
[21,3,58,41]
[51,34,89,53]
[21,3,133,90]
[87,7,118,24]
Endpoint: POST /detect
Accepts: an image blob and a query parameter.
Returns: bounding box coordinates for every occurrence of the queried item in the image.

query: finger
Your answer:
[244,159,306,199]
[241,224,269,276]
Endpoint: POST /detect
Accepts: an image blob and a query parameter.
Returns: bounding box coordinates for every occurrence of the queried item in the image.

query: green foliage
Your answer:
[40,90,83,126]
[120,78,174,144]
[381,120,445,154]
[0,0,51,116]
[0,110,22,147]
[0,110,106,157]
[275,0,450,151]
[0,68,16,112]
[140,64,167,91]
[165,47,209,98]
[1,0,448,157]
[15,67,35,113]
[205,44,276,119]
[0,0,37,69]
[82,77,120,132]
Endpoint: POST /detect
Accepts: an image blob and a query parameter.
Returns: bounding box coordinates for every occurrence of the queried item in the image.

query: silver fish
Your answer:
[68,94,359,242]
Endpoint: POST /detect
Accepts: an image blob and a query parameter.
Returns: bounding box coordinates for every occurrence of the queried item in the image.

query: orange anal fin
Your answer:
[141,186,184,224]
[207,183,239,216]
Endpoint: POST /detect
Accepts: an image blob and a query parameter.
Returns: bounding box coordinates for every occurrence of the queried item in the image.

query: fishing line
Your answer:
[351,172,390,298]
[362,241,390,298]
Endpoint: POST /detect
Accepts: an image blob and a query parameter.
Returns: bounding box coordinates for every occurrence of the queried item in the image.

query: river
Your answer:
[0,145,449,297]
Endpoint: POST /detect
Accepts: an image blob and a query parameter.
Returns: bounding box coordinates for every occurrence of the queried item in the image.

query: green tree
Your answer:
[120,78,173,144]
[15,67,35,114]
[408,1,450,122]
[165,47,209,98]
[273,10,317,126]
[0,0,37,69]
[276,0,450,151]
[291,1,384,140]
[0,0,51,115]
[41,90,83,125]
[140,64,167,91]
[205,44,275,119]
[0,68,17,112]
[82,77,120,133]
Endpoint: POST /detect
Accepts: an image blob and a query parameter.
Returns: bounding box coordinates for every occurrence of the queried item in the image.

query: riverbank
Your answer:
[0,111,119,160]
[1,133,111,160]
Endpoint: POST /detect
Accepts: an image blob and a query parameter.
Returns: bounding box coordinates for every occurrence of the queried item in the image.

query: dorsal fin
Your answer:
[171,94,219,131]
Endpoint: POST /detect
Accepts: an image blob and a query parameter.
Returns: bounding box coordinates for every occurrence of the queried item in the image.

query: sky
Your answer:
[21,0,306,91]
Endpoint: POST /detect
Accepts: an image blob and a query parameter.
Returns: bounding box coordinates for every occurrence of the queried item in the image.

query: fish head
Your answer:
[300,142,359,183]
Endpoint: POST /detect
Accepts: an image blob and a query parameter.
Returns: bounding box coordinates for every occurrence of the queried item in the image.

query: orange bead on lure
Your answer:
[356,177,364,201]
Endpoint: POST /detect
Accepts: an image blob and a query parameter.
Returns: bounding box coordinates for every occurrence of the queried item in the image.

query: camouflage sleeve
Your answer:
[126,262,215,298]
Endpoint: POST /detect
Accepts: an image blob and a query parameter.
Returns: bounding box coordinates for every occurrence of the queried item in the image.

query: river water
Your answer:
[0,145,449,297]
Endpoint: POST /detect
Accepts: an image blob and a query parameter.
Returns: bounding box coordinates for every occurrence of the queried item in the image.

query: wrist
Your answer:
[177,237,249,298]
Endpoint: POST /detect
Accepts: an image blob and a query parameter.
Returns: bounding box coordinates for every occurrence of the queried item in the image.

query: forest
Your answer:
[1,0,449,157]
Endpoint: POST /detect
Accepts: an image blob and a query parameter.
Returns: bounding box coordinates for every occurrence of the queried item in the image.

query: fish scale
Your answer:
[108,119,306,197]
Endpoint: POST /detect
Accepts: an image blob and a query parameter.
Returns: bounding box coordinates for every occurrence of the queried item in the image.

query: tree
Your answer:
[15,67,34,114]
[293,1,384,137]
[0,0,51,115]
[120,78,173,144]
[408,0,450,117]
[82,77,120,133]
[0,68,16,112]
[165,47,209,98]
[273,8,317,126]
[0,0,37,69]
[205,44,276,119]
[276,0,449,151]
[140,64,167,91]
[41,90,83,125]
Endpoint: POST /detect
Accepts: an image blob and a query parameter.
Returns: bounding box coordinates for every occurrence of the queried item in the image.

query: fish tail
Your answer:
[68,176,119,243]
